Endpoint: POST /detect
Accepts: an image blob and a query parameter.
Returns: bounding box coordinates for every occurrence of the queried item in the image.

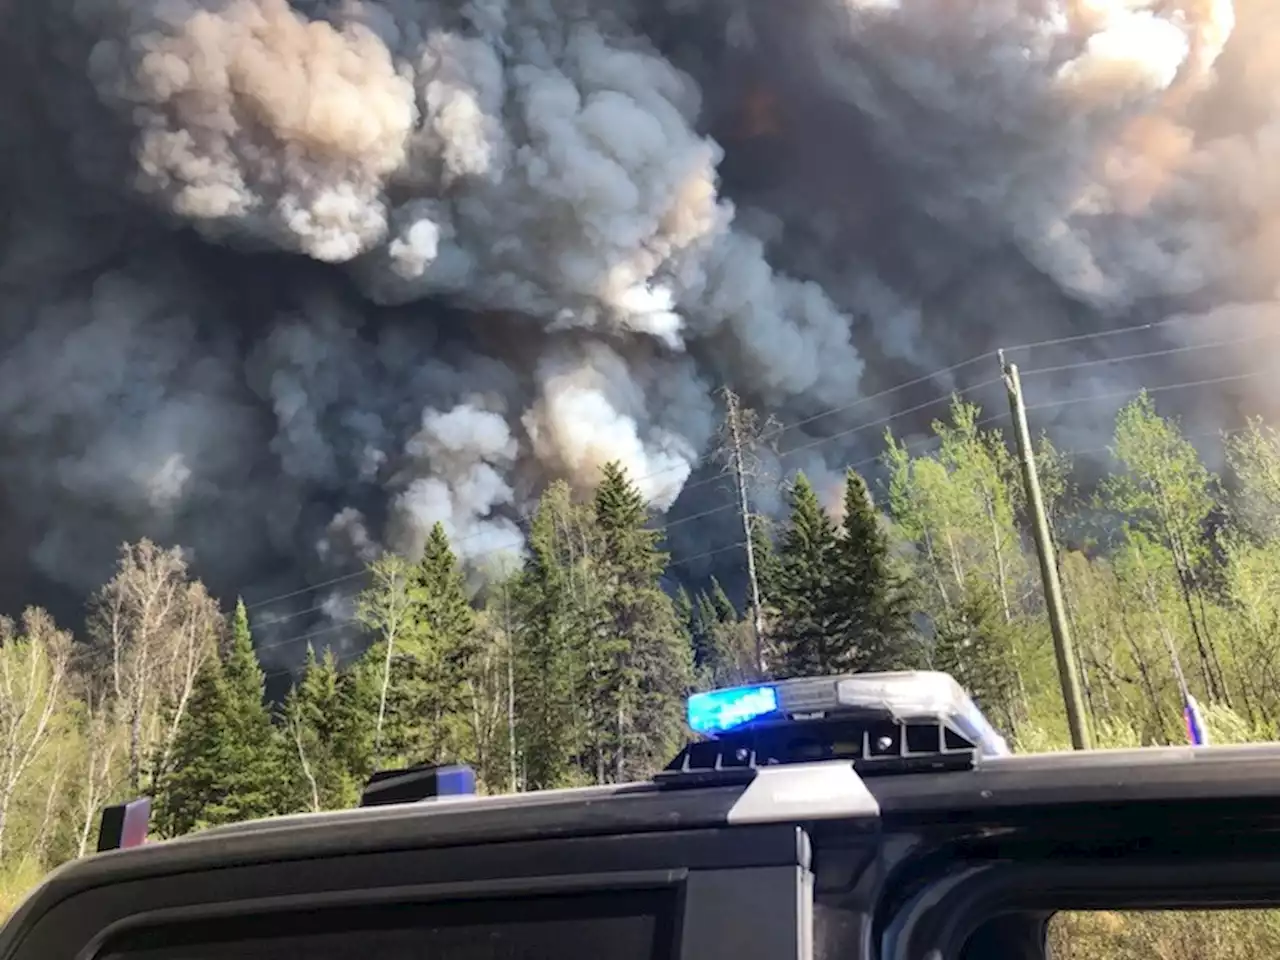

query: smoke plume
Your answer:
[0,0,1272,660]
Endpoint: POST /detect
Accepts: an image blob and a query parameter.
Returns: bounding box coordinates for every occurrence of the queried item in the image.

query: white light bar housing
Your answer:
[686,670,1010,759]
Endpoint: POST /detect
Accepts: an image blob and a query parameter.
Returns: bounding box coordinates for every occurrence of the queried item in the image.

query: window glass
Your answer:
[98,890,674,960]
[1050,910,1280,960]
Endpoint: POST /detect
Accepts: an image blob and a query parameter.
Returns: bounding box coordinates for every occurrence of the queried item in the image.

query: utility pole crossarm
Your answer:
[1000,351,1093,750]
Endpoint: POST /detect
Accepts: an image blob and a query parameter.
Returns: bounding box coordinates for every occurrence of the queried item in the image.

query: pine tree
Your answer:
[772,473,841,678]
[932,585,1020,734]
[222,598,285,815]
[685,580,744,687]
[708,577,737,622]
[592,462,692,781]
[154,600,282,836]
[512,483,600,788]
[828,469,918,671]
[153,655,227,837]
[370,526,480,767]
[283,646,364,812]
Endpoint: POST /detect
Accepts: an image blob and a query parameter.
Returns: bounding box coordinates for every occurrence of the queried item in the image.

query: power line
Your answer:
[1000,312,1242,355]
[244,322,1255,614]
[1039,424,1253,463]
[246,570,368,610]
[1020,331,1280,378]
[256,537,753,673]
[837,366,1271,477]
[254,362,1275,672]
[1017,367,1268,419]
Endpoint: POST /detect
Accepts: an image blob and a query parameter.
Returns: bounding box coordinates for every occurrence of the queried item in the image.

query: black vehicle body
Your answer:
[8,743,1280,960]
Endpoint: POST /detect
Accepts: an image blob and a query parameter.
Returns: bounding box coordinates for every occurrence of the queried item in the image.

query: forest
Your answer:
[4,391,1280,957]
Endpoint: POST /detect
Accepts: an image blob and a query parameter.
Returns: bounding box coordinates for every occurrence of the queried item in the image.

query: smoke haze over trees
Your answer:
[2,0,1279,660]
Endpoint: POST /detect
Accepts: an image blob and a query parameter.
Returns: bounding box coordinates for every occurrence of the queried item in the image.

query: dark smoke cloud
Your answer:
[0,0,1271,661]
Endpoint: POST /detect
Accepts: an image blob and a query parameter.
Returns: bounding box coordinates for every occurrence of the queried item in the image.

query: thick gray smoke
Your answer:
[0,0,1270,659]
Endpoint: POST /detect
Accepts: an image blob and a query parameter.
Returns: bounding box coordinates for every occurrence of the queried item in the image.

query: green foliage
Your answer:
[153,602,281,836]
[682,578,748,688]
[283,647,369,812]
[829,469,918,671]
[931,584,1021,733]
[770,470,919,677]
[592,463,692,779]
[22,383,1280,960]
[511,481,598,789]
[771,472,842,677]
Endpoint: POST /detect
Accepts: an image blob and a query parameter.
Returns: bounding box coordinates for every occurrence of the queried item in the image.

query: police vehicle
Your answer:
[4,670,1280,960]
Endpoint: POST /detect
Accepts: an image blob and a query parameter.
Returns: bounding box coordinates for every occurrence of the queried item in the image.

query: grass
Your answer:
[1050,910,1280,959]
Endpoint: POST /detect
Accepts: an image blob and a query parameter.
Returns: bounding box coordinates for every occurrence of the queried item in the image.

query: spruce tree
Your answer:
[708,577,737,623]
[284,646,364,812]
[222,597,285,816]
[153,654,228,837]
[513,482,594,789]
[829,469,917,671]
[686,580,742,687]
[593,462,692,781]
[932,585,1019,733]
[676,586,711,687]
[154,599,280,834]
[376,525,480,767]
[772,473,841,678]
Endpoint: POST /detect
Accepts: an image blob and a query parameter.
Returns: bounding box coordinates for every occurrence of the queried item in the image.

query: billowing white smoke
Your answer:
[391,403,523,562]
[0,0,1274,655]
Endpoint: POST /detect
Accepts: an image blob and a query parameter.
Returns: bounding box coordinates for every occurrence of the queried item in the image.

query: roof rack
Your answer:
[659,671,1009,785]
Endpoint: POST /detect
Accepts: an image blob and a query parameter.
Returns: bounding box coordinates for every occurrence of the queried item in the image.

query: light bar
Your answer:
[836,672,1011,758]
[98,797,151,851]
[687,684,780,735]
[360,763,478,807]
[684,671,1010,758]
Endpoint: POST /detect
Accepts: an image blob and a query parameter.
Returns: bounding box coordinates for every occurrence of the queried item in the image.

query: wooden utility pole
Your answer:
[719,388,771,676]
[999,351,1092,750]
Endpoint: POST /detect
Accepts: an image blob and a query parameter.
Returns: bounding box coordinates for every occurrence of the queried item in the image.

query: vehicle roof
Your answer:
[29,743,1280,899]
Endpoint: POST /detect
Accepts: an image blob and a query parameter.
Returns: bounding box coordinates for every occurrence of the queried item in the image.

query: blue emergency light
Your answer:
[360,762,477,807]
[687,684,780,735]
[667,671,1010,782]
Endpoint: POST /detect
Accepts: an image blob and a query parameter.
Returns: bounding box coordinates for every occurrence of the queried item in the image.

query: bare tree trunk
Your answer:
[715,388,778,676]
[1117,596,1163,742]
[466,678,486,786]
[983,490,1012,622]
[291,715,321,813]
[0,612,71,860]
[505,582,517,794]
[76,738,119,857]
[33,749,66,864]
[156,615,208,781]
[374,631,396,762]
[356,555,419,766]
[945,529,966,597]
[922,525,951,611]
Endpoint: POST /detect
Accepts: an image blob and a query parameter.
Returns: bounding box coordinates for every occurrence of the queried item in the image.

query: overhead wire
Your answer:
[257,536,754,677]
[245,319,1272,620]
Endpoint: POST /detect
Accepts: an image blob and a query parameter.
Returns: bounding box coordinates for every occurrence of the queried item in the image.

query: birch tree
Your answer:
[354,553,416,763]
[87,540,220,791]
[0,609,72,860]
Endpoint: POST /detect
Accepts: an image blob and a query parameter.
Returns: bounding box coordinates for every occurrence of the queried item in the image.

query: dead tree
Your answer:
[713,387,781,677]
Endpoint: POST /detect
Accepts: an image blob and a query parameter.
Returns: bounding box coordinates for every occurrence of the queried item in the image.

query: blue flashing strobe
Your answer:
[687,684,780,736]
